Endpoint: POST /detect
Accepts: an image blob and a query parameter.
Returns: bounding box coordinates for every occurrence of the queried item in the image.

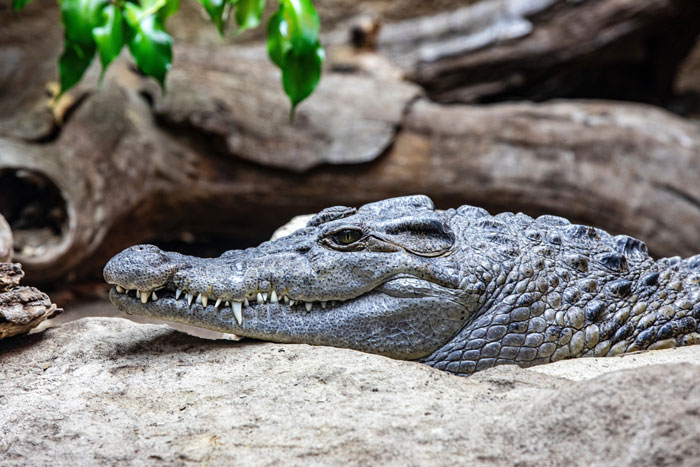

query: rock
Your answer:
[1,317,699,465]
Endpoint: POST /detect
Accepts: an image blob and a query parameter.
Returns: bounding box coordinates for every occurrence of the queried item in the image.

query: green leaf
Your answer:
[282,41,323,109]
[59,41,96,92]
[123,1,141,27]
[280,0,319,49]
[235,0,265,32]
[267,0,324,113]
[141,0,180,20]
[157,0,180,20]
[124,3,173,89]
[93,5,126,80]
[197,0,227,35]
[266,10,291,69]
[61,0,109,46]
[12,0,33,12]
[58,0,107,93]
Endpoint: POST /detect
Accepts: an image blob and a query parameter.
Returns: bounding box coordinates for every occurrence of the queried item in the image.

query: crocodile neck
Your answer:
[422,216,700,375]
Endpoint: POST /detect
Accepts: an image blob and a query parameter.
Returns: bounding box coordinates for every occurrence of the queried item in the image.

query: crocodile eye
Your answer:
[332,229,363,246]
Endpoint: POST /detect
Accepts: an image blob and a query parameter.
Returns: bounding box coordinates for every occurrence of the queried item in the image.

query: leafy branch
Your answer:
[13,0,324,114]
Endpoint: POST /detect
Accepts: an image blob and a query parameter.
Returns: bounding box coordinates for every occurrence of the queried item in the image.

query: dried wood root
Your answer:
[0,262,59,339]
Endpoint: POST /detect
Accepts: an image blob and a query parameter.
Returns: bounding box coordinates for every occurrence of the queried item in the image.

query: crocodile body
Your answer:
[104,195,700,376]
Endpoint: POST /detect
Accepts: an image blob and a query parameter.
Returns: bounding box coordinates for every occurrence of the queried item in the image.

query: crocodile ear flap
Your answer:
[380,216,455,257]
[307,206,357,227]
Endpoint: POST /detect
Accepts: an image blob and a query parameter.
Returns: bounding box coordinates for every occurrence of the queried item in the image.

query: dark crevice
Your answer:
[0,169,69,258]
[138,89,155,108]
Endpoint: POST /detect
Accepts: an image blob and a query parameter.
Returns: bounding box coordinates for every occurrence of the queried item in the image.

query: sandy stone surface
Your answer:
[2,317,699,466]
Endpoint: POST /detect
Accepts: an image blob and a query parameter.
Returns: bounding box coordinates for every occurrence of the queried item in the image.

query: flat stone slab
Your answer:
[1,317,699,465]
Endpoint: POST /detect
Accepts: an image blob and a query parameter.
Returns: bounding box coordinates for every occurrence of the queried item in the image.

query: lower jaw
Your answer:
[108,288,463,360]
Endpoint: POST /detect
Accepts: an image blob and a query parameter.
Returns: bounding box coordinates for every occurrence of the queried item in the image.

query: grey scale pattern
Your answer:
[104,195,700,376]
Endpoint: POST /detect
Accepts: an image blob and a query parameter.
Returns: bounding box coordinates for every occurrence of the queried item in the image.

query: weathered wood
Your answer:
[2,67,699,284]
[0,262,58,339]
[374,0,700,104]
[1,0,699,285]
[151,45,421,172]
[0,49,420,282]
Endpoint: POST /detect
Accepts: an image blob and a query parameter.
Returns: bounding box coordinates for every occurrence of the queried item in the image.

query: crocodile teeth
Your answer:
[289,300,295,306]
[215,298,221,309]
[201,295,209,307]
[305,302,312,312]
[257,293,264,305]
[225,301,230,307]
[262,292,268,302]
[283,296,289,304]
[196,293,203,305]
[151,291,158,301]
[186,293,193,306]
[175,289,182,300]
[116,285,125,294]
[140,291,149,304]
[232,301,243,325]
[321,301,327,308]
[270,290,278,304]
[244,298,250,307]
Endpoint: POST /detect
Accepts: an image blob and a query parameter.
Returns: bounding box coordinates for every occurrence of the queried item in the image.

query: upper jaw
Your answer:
[110,281,359,329]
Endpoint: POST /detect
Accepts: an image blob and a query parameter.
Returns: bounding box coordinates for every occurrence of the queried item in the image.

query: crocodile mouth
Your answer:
[109,284,352,326]
[108,272,467,359]
[108,275,457,330]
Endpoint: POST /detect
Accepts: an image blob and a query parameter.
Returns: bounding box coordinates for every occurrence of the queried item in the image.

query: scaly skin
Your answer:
[104,195,700,376]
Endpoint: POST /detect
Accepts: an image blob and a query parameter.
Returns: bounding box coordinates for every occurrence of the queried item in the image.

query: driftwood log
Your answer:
[1,0,699,284]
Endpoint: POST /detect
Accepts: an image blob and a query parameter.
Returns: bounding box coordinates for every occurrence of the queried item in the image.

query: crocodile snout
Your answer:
[104,244,184,292]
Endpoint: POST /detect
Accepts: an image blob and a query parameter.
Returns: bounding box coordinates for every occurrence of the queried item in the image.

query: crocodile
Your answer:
[104,195,700,376]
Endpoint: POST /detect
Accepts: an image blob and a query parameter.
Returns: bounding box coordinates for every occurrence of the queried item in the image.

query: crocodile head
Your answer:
[104,196,484,360]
